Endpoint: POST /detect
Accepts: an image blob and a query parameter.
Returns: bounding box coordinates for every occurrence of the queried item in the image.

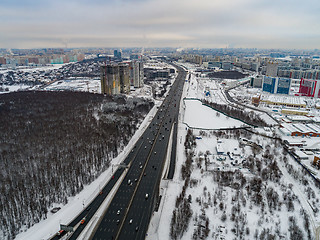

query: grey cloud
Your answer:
[0,0,319,48]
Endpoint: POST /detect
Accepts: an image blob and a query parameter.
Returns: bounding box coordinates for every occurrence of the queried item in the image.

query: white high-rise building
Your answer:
[128,60,144,88]
[266,62,278,77]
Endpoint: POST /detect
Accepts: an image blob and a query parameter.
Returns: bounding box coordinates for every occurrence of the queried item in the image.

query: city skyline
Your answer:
[1,0,319,49]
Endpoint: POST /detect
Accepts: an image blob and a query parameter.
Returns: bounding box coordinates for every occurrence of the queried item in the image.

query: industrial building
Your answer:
[260,94,306,108]
[279,123,320,137]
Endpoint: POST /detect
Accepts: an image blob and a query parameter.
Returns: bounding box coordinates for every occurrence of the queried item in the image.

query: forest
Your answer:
[0,91,153,239]
[170,129,315,239]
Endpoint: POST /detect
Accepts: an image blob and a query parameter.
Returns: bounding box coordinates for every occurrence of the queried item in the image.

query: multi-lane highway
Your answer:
[90,63,186,240]
[51,62,186,240]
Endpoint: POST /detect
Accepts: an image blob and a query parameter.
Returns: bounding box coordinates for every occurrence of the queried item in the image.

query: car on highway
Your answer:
[129,219,133,224]
[80,217,86,224]
[57,230,65,236]
[145,194,149,199]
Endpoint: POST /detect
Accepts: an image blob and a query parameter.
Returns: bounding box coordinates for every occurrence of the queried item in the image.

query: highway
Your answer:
[91,63,186,240]
[50,62,186,240]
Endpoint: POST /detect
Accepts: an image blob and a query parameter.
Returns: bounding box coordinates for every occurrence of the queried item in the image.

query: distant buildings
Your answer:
[114,49,122,61]
[266,62,278,77]
[183,55,203,65]
[298,79,320,98]
[0,53,85,67]
[130,54,141,60]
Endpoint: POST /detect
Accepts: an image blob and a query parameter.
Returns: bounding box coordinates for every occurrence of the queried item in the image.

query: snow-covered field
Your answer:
[11,61,320,239]
[43,78,101,93]
[150,63,320,240]
[183,99,245,130]
[0,84,31,94]
[0,64,67,74]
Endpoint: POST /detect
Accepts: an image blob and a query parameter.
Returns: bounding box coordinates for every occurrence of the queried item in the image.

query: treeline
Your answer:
[202,99,268,127]
[170,129,195,240]
[0,91,153,239]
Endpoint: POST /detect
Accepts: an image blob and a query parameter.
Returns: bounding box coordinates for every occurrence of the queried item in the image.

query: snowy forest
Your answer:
[0,91,154,239]
[170,129,318,239]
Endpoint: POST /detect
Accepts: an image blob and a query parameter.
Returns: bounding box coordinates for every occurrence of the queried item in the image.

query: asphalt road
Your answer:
[91,63,186,240]
[50,62,186,240]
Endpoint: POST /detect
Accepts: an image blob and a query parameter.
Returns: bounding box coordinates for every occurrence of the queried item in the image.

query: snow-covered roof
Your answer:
[295,150,309,160]
[286,115,310,121]
[261,94,306,106]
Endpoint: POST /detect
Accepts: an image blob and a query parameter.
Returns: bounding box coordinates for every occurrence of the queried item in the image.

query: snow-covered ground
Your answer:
[183,99,245,130]
[43,78,101,93]
[15,98,161,240]
[14,63,169,240]
[0,64,68,74]
[150,63,319,239]
[0,84,31,94]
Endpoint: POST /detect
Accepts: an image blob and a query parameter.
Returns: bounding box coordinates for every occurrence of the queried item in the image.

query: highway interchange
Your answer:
[52,63,187,240]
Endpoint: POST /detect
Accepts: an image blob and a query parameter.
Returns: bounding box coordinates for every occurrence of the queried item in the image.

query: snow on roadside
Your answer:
[15,99,161,240]
[152,63,317,240]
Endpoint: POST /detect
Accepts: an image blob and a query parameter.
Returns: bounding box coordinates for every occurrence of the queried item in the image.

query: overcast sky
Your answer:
[0,0,319,49]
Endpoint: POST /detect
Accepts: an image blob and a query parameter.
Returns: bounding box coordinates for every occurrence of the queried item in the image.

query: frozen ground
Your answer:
[150,63,319,239]
[43,78,101,93]
[14,63,168,240]
[0,64,68,74]
[14,99,162,240]
[183,99,246,130]
[0,84,31,94]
